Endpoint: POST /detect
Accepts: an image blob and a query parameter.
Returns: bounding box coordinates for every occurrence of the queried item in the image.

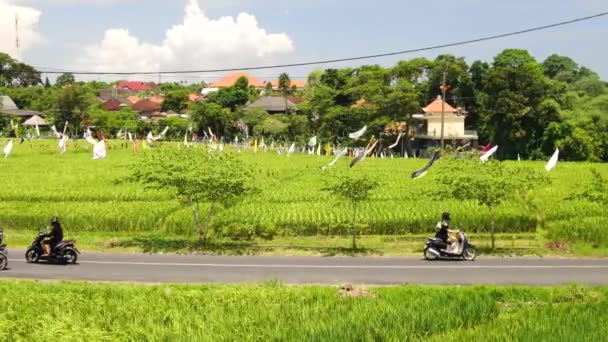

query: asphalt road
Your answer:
[2,249,608,285]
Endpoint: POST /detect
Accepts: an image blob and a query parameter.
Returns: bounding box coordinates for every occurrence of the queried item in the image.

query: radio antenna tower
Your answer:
[15,13,20,51]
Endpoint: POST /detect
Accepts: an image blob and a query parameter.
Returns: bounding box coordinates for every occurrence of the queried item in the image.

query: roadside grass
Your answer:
[0,281,605,341]
[6,228,604,257]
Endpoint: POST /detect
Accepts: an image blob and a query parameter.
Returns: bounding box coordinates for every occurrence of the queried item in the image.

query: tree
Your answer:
[480,49,552,158]
[542,54,578,82]
[44,77,51,88]
[132,148,257,243]
[56,73,76,87]
[437,160,549,249]
[55,85,94,135]
[322,174,381,250]
[190,101,232,137]
[264,81,274,95]
[0,53,41,87]
[278,73,292,115]
[162,89,189,112]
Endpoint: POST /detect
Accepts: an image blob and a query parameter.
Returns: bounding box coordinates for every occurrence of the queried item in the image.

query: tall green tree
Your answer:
[56,73,76,87]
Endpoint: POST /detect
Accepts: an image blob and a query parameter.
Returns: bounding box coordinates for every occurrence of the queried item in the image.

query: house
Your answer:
[132,99,162,120]
[116,81,158,92]
[408,95,477,149]
[148,95,165,105]
[98,88,131,102]
[244,96,299,114]
[126,96,141,104]
[201,73,267,95]
[0,96,47,121]
[101,98,129,111]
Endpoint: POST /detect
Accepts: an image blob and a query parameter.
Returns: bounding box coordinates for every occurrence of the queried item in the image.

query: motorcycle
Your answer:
[0,228,7,270]
[423,230,477,261]
[25,230,80,264]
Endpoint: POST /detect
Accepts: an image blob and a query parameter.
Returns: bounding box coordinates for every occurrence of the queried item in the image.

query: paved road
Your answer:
[2,249,608,285]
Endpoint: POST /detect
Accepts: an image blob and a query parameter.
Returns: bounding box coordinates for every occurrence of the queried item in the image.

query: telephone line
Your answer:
[37,12,608,76]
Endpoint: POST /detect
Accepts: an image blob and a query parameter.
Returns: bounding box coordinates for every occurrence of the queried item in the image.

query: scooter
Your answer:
[423,230,477,261]
[25,230,79,264]
[0,228,7,270]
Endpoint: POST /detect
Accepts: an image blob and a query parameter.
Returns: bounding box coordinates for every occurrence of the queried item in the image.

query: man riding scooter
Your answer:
[435,212,460,253]
[42,216,63,257]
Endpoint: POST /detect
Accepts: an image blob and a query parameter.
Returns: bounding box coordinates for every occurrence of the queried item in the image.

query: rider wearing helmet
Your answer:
[435,212,459,252]
[42,216,63,256]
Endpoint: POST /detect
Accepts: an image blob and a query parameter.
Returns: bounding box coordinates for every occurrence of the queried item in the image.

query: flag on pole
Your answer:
[93,140,106,160]
[349,125,367,139]
[480,145,498,163]
[411,151,440,180]
[388,133,403,149]
[546,148,559,172]
[308,136,317,147]
[3,140,13,159]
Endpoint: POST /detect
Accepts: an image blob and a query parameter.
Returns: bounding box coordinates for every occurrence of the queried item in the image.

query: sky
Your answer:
[1,0,607,83]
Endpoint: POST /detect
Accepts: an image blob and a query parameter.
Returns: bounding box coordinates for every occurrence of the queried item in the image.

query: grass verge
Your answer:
[0,281,606,341]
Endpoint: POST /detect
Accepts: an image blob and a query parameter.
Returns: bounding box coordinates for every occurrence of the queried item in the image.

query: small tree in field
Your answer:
[132,148,257,244]
[437,160,549,249]
[322,175,381,250]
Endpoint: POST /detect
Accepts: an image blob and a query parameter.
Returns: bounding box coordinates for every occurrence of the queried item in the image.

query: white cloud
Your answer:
[0,0,44,60]
[73,0,294,73]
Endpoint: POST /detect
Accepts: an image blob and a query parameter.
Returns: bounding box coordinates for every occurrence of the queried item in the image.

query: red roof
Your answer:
[287,96,304,104]
[189,93,203,102]
[102,98,123,112]
[132,99,161,112]
[117,81,158,91]
[209,73,265,88]
[423,96,457,113]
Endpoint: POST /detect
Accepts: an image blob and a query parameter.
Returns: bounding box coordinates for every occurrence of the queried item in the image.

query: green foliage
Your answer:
[1,281,607,341]
[190,101,232,137]
[436,160,550,248]
[132,147,257,241]
[567,169,608,205]
[54,84,95,134]
[161,88,189,112]
[55,73,76,87]
[322,173,381,249]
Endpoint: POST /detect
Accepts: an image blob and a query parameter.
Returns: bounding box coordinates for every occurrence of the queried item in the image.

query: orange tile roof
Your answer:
[127,96,141,104]
[149,96,164,104]
[188,93,203,102]
[209,73,265,88]
[423,96,457,113]
[269,79,307,88]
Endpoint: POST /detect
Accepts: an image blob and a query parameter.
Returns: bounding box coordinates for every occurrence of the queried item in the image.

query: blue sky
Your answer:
[3,0,607,82]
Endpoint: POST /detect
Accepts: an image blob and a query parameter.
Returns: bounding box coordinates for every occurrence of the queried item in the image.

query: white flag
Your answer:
[287,142,296,156]
[35,122,40,138]
[349,125,367,139]
[388,133,403,149]
[546,148,559,172]
[58,135,68,155]
[480,145,498,163]
[307,136,317,147]
[3,140,13,159]
[93,140,106,160]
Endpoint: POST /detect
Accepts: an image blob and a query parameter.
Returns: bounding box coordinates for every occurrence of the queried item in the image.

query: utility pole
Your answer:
[440,68,447,149]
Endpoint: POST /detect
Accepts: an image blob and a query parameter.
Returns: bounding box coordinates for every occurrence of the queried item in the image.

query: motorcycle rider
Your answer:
[42,216,63,257]
[435,212,459,253]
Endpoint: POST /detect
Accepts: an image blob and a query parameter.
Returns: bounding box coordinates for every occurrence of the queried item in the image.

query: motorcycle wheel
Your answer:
[0,252,7,270]
[424,247,439,261]
[25,248,40,263]
[463,247,477,261]
[62,249,78,264]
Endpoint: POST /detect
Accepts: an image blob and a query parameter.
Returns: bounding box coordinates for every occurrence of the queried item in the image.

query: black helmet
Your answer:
[441,212,451,221]
[50,216,59,224]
